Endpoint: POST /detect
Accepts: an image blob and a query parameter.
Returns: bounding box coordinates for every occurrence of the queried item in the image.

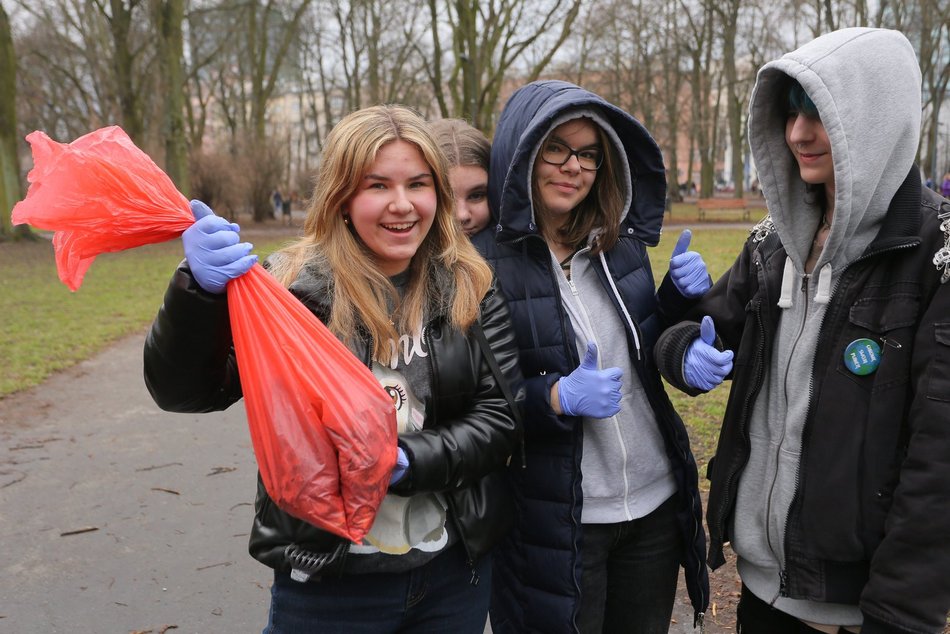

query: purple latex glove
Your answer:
[684,316,734,391]
[558,343,623,419]
[182,200,257,294]
[670,229,712,297]
[390,447,410,485]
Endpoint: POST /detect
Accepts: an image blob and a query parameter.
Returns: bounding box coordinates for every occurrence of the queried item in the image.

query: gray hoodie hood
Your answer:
[749,27,921,279]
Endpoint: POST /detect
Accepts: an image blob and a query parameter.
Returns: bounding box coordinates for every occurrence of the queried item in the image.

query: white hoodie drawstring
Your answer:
[814,263,832,304]
[778,257,795,308]
[598,251,641,360]
[778,257,833,309]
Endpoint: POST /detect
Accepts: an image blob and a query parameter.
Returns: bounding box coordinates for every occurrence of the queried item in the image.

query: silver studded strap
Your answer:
[933,201,950,284]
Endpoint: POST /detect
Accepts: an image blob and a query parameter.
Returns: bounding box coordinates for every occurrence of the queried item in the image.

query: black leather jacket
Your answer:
[143,260,523,575]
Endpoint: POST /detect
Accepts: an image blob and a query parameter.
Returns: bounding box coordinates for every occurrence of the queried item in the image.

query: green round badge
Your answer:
[843,338,881,375]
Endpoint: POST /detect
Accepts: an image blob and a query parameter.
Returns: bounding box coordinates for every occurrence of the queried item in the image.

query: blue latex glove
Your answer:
[390,447,410,485]
[684,316,734,391]
[182,200,257,294]
[669,229,712,297]
[558,343,623,418]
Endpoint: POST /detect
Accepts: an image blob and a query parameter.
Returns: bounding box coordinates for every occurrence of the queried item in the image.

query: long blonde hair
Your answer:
[270,105,492,363]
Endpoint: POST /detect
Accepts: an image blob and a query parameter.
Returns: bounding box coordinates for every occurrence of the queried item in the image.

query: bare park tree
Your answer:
[424,0,582,133]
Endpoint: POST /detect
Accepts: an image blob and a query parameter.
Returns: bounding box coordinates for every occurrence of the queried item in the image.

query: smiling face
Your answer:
[448,164,490,236]
[785,113,835,195]
[533,118,599,231]
[346,140,438,276]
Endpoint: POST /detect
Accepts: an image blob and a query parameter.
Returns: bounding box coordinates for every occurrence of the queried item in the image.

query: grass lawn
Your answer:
[0,230,294,398]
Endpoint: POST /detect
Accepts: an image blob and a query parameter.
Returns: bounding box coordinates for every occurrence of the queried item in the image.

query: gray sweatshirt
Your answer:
[532,108,676,524]
[733,27,922,627]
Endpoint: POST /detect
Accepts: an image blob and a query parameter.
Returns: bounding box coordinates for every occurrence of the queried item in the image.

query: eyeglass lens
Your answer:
[541,141,603,170]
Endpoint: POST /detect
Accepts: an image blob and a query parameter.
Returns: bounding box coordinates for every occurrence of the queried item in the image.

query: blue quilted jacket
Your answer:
[474,80,709,633]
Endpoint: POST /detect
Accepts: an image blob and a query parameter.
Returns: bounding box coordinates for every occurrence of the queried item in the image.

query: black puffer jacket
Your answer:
[143,259,523,574]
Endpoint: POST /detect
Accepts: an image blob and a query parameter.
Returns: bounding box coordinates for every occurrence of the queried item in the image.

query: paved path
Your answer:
[0,332,701,633]
[0,332,270,633]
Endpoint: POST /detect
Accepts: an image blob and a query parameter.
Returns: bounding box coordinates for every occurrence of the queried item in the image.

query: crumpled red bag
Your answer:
[11,126,397,543]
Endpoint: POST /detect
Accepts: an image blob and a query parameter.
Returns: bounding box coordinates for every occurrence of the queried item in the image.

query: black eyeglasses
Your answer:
[540,140,604,171]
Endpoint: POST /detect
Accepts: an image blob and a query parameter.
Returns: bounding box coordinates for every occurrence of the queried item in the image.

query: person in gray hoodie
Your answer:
[656,27,950,634]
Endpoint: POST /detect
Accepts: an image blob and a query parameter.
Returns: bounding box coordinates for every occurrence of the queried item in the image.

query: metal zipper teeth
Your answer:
[543,242,584,633]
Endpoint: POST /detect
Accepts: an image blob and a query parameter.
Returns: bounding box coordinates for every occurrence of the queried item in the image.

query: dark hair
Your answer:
[787,80,819,119]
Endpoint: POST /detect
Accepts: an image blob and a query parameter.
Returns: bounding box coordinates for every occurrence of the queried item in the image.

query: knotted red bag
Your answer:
[11,126,397,543]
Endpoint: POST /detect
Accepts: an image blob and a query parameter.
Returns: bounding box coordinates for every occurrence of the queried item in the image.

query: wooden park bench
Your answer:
[697,197,752,221]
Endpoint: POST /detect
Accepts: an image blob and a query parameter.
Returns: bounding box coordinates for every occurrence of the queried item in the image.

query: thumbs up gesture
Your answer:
[669,229,712,297]
[557,343,624,418]
[684,316,734,391]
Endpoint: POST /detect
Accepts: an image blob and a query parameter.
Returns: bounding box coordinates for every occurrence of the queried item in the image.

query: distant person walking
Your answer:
[282,192,293,225]
[272,189,283,219]
[941,171,950,198]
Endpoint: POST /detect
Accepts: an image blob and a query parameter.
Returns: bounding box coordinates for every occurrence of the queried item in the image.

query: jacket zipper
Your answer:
[770,272,812,603]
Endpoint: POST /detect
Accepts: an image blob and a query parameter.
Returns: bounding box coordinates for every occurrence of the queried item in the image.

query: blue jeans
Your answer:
[263,544,491,634]
[577,495,683,634]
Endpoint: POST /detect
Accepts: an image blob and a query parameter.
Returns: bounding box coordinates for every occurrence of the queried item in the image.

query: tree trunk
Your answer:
[107,0,145,144]
[153,0,189,195]
[718,0,744,198]
[0,2,23,239]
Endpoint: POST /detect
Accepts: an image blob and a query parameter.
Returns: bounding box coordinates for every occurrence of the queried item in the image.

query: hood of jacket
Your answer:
[748,27,922,274]
[488,80,667,246]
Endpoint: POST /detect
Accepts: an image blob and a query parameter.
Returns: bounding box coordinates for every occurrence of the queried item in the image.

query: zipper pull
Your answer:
[779,569,789,596]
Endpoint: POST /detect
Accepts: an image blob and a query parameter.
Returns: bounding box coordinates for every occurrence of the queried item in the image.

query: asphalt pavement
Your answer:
[0,331,701,633]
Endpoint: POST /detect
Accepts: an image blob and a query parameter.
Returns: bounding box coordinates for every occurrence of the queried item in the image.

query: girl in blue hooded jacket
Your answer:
[473,80,714,633]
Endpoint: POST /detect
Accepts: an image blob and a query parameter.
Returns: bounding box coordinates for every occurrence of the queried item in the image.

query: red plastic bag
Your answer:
[230,266,397,540]
[11,126,397,542]
[11,127,194,290]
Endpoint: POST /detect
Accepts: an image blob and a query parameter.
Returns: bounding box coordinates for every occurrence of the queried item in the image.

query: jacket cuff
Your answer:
[654,321,705,396]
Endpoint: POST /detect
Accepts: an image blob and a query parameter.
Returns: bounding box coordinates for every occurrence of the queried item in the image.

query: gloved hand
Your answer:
[684,316,734,391]
[390,446,410,485]
[182,200,257,294]
[669,229,712,298]
[558,342,623,418]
